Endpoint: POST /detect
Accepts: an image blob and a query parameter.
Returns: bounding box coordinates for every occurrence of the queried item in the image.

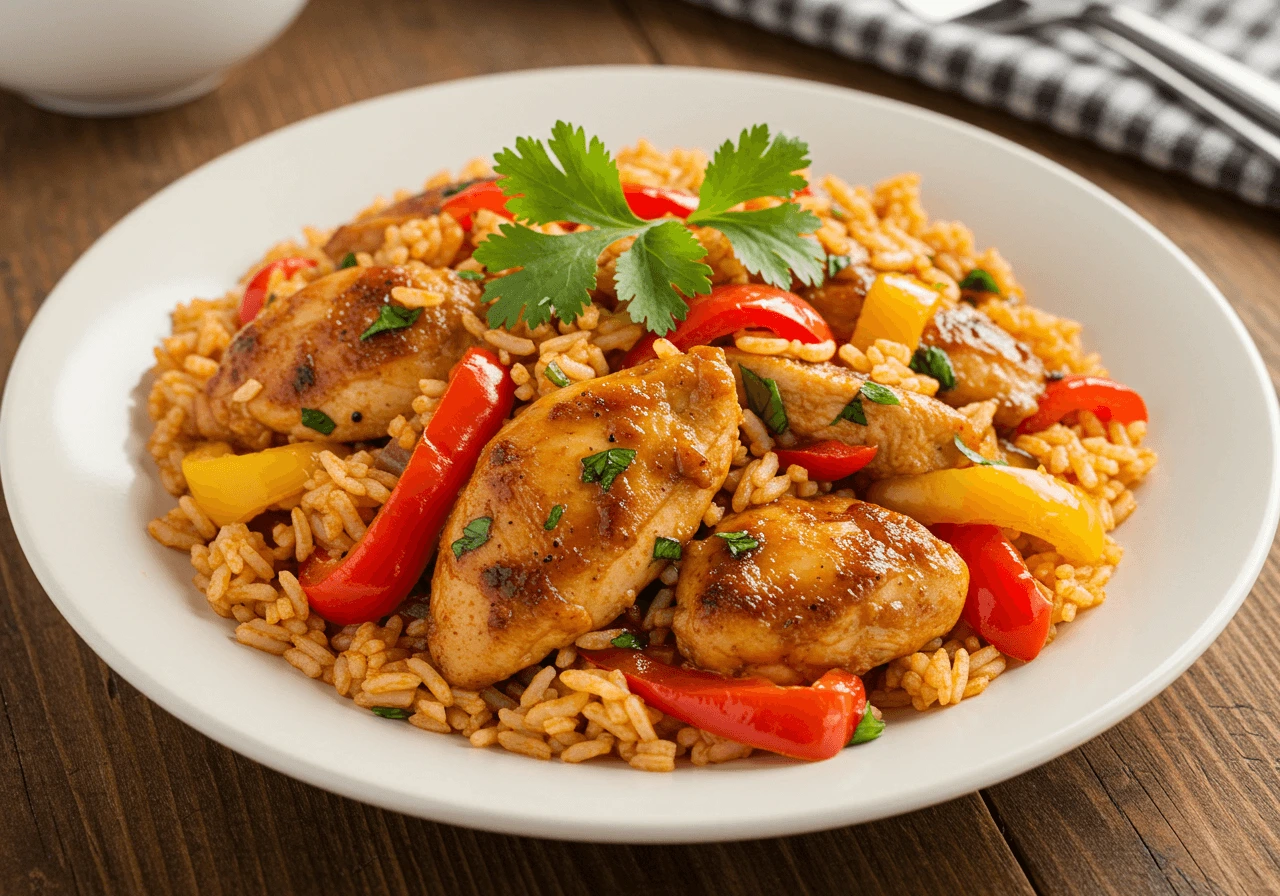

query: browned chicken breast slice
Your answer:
[428,346,741,689]
[672,495,968,684]
[922,305,1044,429]
[323,177,494,260]
[723,349,979,479]
[197,265,480,448]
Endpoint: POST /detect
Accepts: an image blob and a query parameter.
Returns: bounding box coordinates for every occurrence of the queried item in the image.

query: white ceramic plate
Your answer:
[3,67,1277,843]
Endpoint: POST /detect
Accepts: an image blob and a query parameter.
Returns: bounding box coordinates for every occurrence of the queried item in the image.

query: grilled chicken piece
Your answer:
[795,260,877,343]
[723,349,979,479]
[672,495,968,684]
[322,177,493,260]
[428,346,741,689]
[197,265,480,448]
[922,305,1044,429]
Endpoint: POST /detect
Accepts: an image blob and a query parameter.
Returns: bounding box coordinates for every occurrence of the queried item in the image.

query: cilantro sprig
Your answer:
[474,122,824,335]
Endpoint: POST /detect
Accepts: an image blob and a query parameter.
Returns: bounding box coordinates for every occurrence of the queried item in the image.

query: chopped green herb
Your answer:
[859,381,900,406]
[832,382,898,426]
[832,397,867,426]
[544,360,571,388]
[580,448,637,492]
[475,122,822,335]
[455,269,484,281]
[826,254,852,279]
[909,345,956,391]
[830,205,848,220]
[403,602,430,619]
[301,408,336,435]
[544,504,565,530]
[849,711,885,745]
[653,536,683,561]
[930,282,947,292]
[959,268,1000,294]
[371,707,412,720]
[716,530,761,558]
[360,304,422,340]
[266,293,277,306]
[954,434,1008,467]
[610,631,646,650]
[451,516,493,558]
[741,366,789,434]
[337,252,358,270]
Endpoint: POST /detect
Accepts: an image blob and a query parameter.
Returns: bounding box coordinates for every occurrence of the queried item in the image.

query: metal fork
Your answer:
[895,0,1280,168]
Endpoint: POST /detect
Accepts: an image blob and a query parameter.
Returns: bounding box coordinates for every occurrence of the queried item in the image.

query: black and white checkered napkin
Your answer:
[684,0,1280,208]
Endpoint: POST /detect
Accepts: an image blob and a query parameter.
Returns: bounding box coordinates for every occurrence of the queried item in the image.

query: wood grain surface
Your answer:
[1,1,1277,893]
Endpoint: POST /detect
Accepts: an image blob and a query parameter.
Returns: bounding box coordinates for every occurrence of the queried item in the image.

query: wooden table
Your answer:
[2,1,1278,892]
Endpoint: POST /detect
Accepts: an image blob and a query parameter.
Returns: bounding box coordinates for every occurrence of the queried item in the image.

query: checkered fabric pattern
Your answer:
[684,0,1280,207]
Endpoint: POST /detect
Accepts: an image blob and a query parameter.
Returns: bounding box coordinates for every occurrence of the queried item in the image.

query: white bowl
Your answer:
[0,0,308,116]
[2,67,1277,842]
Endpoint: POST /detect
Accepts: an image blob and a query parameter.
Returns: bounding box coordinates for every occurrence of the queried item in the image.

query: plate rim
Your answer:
[4,64,1278,842]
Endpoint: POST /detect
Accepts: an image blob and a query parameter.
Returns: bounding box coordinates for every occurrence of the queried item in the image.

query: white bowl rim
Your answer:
[3,65,1278,842]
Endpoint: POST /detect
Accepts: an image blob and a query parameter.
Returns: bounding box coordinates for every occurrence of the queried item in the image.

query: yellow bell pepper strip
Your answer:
[850,272,942,352]
[864,465,1105,564]
[183,441,338,527]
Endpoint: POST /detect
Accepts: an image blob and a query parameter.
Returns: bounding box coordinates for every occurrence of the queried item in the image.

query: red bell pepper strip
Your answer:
[238,257,317,326]
[774,441,877,481]
[621,184,699,219]
[624,284,835,366]
[931,523,1051,662]
[440,180,517,231]
[583,648,867,761]
[300,347,515,625]
[1018,374,1148,435]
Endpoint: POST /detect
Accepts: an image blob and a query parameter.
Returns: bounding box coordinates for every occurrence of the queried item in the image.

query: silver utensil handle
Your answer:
[1081,17,1280,170]
[1086,3,1280,135]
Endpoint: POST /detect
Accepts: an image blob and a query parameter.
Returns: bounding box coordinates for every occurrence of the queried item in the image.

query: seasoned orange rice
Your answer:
[145,140,1156,770]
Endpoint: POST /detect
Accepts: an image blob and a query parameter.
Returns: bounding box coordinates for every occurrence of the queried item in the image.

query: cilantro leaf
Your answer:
[741,366,788,434]
[910,345,956,391]
[544,504,565,530]
[455,269,484,281]
[691,124,811,218]
[610,631,647,650]
[959,269,1000,294]
[832,397,867,426]
[716,530,761,558]
[337,252,358,270]
[478,122,827,337]
[360,304,422,340]
[580,448,637,492]
[653,536,682,561]
[615,220,712,335]
[371,707,412,720]
[954,434,1008,467]
[494,120,641,228]
[859,382,900,406]
[451,517,493,558]
[692,203,824,290]
[849,711,885,745]
[477,225,623,329]
[301,408,336,435]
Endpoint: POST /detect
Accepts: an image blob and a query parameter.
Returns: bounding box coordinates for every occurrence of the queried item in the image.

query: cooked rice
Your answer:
[144,140,1157,770]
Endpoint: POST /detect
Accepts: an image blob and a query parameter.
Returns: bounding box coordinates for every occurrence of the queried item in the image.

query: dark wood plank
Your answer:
[625,2,1280,894]
[0,0,1029,894]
